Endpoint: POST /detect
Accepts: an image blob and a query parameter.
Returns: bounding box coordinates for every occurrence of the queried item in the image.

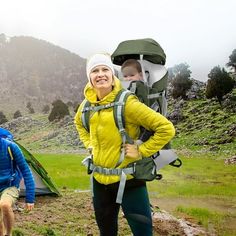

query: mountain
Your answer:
[0,33,87,113]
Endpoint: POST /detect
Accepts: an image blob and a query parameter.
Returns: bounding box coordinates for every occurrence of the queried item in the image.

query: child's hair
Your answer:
[121,59,142,73]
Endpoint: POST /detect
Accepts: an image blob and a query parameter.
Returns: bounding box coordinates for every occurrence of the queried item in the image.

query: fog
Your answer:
[1,0,235,81]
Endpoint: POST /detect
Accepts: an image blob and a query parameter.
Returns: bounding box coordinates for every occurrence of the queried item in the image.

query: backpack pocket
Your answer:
[128,157,157,181]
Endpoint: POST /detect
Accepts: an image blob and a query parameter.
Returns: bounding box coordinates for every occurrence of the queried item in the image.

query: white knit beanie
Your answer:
[86,53,115,80]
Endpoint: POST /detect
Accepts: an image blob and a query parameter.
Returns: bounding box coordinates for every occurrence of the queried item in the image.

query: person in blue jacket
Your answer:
[0,128,35,236]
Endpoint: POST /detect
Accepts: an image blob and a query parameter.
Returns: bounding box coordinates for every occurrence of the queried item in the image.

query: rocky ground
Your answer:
[14,191,211,236]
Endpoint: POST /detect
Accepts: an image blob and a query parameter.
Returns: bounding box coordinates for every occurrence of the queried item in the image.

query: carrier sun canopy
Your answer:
[111,38,166,66]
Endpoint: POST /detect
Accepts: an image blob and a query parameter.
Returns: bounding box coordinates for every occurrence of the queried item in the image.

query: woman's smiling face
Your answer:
[89,65,114,90]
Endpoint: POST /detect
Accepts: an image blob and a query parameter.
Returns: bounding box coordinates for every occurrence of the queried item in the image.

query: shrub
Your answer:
[26,102,35,114]
[13,110,22,119]
[48,100,70,122]
[0,111,8,124]
[42,105,50,114]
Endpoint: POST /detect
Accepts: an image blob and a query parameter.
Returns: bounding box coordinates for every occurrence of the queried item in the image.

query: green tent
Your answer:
[16,142,61,197]
[112,38,166,66]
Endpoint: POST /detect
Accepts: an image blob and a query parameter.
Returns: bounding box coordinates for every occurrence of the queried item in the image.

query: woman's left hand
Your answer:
[124,144,141,159]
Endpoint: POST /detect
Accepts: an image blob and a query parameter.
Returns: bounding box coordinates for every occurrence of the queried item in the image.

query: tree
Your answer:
[0,111,8,124]
[26,102,35,114]
[73,102,80,113]
[66,101,73,107]
[172,75,193,99]
[13,110,22,119]
[42,105,50,114]
[48,99,70,122]
[206,66,235,105]
[226,49,236,73]
[170,63,193,99]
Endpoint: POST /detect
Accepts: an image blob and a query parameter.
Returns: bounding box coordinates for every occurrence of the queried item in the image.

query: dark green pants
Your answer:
[93,178,153,236]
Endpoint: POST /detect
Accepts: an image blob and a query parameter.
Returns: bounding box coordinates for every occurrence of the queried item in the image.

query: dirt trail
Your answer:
[14,191,211,236]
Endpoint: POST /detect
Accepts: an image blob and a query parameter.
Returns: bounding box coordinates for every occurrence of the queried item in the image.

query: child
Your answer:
[121,59,149,106]
[121,59,143,82]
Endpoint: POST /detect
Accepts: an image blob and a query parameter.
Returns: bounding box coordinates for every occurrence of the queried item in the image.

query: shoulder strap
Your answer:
[113,89,133,145]
[7,144,15,184]
[113,89,134,167]
[8,146,14,161]
[81,100,91,132]
[128,82,137,93]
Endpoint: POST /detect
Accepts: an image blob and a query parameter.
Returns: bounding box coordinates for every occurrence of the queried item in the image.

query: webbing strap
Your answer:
[7,146,15,186]
[8,146,14,160]
[129,82,137,93]
[82,102,123,113]
[82,156,135,203]
[81,100,91,132]
[161,91,167,116]
[116,171,127,204]
[90,164,134,176]
[90,170,95,197]
[147,91,164,99]
[81,99,125,132]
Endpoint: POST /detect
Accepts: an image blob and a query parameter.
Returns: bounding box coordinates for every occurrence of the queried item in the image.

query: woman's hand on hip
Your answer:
[124,144,141,159]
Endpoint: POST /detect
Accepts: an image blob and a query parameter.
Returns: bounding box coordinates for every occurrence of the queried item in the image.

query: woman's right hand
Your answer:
[124,143,141,159]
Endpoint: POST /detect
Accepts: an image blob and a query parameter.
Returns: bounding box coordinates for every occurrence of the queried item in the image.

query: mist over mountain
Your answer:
[0,33,87,113]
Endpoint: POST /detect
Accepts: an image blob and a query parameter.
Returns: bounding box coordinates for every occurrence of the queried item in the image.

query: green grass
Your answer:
[35,153,236,199]
[35,153,89,190]
[176,206,223,231]
[175,206,236,236]
[33,153,236,235]
[148,155,236,197]
[147,155,236,236]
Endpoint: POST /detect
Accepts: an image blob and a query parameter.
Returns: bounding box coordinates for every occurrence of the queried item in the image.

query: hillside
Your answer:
[168,88,236,156]
[1,89,235,156]
[1,90,236,236]
[0,33,86,114]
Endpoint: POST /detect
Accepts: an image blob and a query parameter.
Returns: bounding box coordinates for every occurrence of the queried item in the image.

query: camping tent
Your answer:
[0,127,60,197]
[17,142,61,197]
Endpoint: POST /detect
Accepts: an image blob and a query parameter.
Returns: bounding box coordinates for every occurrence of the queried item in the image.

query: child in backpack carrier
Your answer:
[121,59,154,142]
[121,59,171,147]
[121,59,150,106]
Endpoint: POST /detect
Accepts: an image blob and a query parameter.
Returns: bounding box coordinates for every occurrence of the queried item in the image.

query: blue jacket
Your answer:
[0,138,35,203]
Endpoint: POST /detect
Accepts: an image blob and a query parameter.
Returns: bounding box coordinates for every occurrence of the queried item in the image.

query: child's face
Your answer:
[122,66,143,81]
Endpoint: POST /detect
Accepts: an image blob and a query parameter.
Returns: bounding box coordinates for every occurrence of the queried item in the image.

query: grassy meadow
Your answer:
[9,91,236,235]
[32,152,236,236]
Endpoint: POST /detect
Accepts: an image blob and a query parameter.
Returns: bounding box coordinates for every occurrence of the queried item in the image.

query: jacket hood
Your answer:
[83,76,123,104]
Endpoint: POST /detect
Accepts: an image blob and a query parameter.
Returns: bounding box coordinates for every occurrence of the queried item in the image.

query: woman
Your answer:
[74,53,175,236]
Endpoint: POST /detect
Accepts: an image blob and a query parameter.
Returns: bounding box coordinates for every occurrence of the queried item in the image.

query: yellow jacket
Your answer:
[74,77,175,185]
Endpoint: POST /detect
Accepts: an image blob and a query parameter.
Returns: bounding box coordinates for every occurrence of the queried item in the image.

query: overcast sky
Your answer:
[0,0,235,81]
